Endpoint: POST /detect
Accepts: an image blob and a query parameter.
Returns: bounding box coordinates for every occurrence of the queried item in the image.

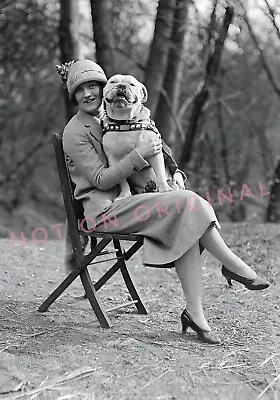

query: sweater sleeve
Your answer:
[63,125,148,191]
[162,140,178,175]
[162,140,187,181]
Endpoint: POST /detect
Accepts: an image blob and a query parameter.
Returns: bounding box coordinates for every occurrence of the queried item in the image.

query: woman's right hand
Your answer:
[135,131,162,159]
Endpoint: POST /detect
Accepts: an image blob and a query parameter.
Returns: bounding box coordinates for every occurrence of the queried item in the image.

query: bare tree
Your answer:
[90,0,116,77]
[58,0,80,120]
[179,5,234,168]
[241,0,280,221]
[267,160,280,222]
[154,0,190,148]
[144,0,177,116]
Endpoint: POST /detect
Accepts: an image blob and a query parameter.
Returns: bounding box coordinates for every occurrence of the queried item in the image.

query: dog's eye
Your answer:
[110,81,116,84]
[130,83,135,86]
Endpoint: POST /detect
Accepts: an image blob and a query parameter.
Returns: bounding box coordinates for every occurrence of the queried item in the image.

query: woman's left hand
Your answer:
[172,171,186,190]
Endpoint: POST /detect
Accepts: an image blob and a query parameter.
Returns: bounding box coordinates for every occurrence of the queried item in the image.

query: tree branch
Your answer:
[179,5,234,166]
[160,87,185,143]
[0,134,52,186]
[114,47,146,71]
[241,6,280,98]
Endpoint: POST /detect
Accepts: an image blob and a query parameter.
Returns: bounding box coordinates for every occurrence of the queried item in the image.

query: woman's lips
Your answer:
[84,98,96,104]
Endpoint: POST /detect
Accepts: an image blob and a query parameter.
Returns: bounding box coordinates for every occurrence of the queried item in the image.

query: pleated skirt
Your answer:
[82,190,221,267]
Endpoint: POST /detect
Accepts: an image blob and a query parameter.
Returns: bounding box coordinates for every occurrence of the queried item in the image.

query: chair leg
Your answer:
[38,238,111,313]
[94,261,122,291]
[38,267,83,312]
[80,267,112,328]
[94,241,143,291]
[120,265,148,314]
[113,239,148,314]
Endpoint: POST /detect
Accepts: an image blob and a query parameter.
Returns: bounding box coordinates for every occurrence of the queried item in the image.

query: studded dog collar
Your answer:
[102,119,160,135]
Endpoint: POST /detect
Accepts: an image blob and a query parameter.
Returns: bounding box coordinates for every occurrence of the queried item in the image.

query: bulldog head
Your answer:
[103,74,148,120]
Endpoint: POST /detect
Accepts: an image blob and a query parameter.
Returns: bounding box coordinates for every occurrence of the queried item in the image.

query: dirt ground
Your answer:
[0,222,280,400]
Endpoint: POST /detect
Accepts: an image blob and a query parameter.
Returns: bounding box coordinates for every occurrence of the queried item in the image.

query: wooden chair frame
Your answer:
[38,133,148,328]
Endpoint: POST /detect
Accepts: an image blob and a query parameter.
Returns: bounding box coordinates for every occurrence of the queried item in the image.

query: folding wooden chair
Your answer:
[38,133,148,328]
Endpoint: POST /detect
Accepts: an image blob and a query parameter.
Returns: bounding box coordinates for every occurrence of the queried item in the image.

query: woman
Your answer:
[58,59,269,345]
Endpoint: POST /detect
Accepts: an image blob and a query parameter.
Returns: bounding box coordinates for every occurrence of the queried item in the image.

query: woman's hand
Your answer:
[135,131,162,159]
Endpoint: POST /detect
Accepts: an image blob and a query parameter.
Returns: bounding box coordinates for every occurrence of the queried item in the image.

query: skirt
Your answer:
[82,190,221,267]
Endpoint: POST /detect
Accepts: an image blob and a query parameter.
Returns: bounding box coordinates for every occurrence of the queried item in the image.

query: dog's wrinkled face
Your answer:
[103,74,148,120]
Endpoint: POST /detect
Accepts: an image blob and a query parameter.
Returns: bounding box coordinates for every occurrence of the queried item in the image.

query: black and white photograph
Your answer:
[1,0,280,399]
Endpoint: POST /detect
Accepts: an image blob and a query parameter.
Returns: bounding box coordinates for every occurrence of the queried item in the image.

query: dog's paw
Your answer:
[167,180,180,190]
[144,180,158,193]
[114,192,132,201]
[157,182,174,192]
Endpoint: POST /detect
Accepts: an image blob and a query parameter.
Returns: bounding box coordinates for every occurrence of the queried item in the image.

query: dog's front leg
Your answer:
[139,130,173,192]
[114,179,132,201]
[149,151,173,192]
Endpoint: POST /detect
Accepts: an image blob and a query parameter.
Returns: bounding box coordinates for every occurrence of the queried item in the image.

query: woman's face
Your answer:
[74,81,103,114]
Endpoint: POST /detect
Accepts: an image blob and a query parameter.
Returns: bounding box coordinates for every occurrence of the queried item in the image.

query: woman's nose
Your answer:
[83,88,91,97]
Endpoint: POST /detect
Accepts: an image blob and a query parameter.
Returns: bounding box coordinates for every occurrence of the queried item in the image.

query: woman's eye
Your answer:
[130,83,135,86]
[89,85,97,89]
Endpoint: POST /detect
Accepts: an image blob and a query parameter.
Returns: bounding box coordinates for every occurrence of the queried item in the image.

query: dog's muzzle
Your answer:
[105,84,137,104]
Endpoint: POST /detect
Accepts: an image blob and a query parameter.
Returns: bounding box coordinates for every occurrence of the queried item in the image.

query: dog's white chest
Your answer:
[103,130,141,159]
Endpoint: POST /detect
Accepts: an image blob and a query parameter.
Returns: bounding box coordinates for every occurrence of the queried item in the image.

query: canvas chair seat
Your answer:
[38,133,147,328]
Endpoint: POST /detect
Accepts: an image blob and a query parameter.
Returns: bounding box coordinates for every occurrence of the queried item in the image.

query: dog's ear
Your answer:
[140,83,148,103]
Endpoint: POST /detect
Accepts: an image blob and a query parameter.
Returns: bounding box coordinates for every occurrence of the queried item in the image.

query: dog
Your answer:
[65,75,180,272]
[102,74,174,201]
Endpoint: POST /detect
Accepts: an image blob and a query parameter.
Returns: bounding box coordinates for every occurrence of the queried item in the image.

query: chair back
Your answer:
[39,134,147,327]
[52,133,84,254]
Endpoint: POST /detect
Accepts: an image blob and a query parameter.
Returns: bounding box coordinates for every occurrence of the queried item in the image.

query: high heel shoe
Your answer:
[221,265,269,290]
[181,309,221,344]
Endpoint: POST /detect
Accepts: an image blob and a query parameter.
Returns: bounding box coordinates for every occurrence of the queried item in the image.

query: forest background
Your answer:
[1,0,280,239]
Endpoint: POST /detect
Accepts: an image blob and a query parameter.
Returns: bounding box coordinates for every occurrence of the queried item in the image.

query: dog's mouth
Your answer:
[105,88,137,107]
[112,96,131,108]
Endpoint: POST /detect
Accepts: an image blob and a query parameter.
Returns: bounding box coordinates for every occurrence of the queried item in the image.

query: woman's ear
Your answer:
[141,83,148,103]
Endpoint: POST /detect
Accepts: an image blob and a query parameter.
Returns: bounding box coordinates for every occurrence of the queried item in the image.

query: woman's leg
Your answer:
[200,227,257,279]
[175,242,211,332]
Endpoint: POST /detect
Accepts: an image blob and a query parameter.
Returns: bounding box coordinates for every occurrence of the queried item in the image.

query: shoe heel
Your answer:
[181,316,189,334]
[226,278,232,286]
[221,265,233,286]
[181,309,220,344]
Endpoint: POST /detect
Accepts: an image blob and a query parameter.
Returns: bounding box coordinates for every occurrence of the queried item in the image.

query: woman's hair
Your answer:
[70,95,78,107]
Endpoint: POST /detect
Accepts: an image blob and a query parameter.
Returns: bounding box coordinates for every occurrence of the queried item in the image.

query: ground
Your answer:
[0,222,280,400]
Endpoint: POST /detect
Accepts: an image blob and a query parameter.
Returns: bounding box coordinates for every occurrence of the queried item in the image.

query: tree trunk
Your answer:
[266,160,280,222]
[90,0,115,77]
[154,0,190,149]
[144,0,176,117]
[216,72,230,185]
[179,5,234,168]
[243,6,280,221]
[58,0,80,120]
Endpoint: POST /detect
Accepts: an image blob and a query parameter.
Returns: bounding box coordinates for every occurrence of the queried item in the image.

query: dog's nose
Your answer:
[117,84,127,90]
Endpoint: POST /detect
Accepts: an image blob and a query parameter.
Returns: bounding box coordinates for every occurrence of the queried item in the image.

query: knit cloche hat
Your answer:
[56,60,107,99]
